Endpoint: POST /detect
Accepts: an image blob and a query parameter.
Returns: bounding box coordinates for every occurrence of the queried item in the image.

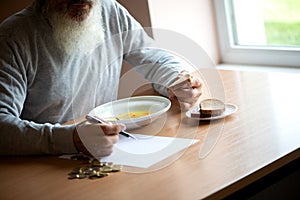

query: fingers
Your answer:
[171,86,202,99]
[169,75,203,111]
[100,123,126,136]
[91,137,118,158]
[190,76,202,88]
[74,122,124,158]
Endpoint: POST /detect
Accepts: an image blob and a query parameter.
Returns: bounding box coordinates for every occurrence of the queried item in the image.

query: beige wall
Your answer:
[148,0,220,64]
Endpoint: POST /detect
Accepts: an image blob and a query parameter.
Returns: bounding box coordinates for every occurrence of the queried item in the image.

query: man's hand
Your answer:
[73,122,125,158]
[168,72,203,111]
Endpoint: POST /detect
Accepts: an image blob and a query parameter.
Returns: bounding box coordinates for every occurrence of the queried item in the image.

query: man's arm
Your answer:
[0,115,76,155]
[0,37,77,155]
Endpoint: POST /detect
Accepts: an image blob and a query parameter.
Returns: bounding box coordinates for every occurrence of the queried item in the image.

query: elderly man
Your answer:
[0,0,202,157]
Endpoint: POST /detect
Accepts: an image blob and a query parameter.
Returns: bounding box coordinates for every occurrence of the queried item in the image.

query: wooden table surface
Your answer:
[1,70,299,200]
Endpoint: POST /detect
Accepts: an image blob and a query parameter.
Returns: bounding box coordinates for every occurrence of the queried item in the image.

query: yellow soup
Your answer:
[117,111,151,120]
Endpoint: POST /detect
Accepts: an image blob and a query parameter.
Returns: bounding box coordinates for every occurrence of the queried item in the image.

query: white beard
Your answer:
[47,2,105,55]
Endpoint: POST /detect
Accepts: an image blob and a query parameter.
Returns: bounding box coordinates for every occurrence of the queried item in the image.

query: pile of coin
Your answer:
[68,159,122,180]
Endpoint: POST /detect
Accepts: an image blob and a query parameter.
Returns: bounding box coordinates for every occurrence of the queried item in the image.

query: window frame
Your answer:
[214,0,300,67]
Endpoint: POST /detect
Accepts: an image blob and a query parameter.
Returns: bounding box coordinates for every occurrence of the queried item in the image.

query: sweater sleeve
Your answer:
[0,115,77,155]
[0,36,77,155]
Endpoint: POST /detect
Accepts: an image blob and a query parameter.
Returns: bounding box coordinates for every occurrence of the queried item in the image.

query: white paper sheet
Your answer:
[101,134,199,168]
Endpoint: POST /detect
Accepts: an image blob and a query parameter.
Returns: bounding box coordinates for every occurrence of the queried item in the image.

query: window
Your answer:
[214,0,300,67]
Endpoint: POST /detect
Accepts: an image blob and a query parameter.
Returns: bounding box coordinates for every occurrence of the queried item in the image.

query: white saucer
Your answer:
[186,103,238,120]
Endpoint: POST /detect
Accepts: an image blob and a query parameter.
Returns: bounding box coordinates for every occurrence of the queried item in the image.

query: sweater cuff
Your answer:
[52,124,77,154]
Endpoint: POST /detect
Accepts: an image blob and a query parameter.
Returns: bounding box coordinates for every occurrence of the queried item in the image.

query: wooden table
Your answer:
[0,70,299,200]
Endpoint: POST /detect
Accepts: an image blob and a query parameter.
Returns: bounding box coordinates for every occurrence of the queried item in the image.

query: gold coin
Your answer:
[91,159,104,167]
[68,174,87,179]
[111,165,122,172]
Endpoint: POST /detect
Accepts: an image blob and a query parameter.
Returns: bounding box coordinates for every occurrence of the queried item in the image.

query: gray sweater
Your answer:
[0,0,183,155]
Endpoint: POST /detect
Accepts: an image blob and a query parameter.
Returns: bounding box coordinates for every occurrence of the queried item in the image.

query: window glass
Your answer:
[229,0,300,47]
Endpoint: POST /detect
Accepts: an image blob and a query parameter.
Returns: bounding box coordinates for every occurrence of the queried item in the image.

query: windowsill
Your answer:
[217,64,300,74]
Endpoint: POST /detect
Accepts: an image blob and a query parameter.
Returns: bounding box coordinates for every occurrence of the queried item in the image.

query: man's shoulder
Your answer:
[101,0,128,14]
